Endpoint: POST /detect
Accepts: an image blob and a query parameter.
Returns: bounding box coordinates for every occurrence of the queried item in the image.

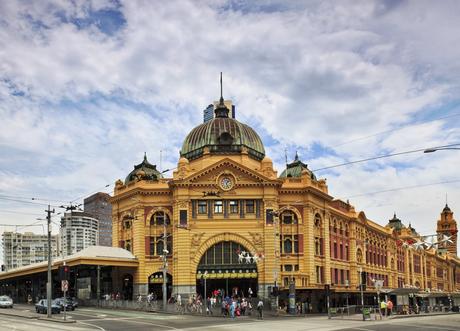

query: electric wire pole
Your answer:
[46,204,55,318]
[162,220,168,311]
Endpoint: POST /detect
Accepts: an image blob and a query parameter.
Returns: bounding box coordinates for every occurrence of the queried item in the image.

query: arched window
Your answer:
[314,214,321,227]
[284,239,292,253]
[357,248,363,263]
[281,211,298,224]
[150,211,170,226]
[122,216,132,230]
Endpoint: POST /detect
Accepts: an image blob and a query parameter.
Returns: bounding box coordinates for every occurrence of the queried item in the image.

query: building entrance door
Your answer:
[196,241,258,299]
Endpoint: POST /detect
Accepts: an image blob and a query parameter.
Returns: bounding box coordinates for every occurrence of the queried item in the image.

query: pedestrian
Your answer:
[230,300,236,319]
[386,299,393,316]
[380,300,387,318]
[257,299,264,320]
[207,297,213,315]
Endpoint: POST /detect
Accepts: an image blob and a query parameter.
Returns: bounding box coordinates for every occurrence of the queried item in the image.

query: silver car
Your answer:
[0,296,13,308]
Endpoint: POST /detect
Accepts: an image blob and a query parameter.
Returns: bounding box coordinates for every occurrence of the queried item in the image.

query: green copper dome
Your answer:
[125,153,162,184]
[279,153,316,180]
[180,103,265,161]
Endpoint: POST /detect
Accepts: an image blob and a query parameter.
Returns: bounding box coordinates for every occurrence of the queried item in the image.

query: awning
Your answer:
[388,288,420,295]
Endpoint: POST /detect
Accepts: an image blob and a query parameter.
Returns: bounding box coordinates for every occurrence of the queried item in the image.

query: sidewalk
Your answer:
[329,311,458,321]
[0,307,75,323]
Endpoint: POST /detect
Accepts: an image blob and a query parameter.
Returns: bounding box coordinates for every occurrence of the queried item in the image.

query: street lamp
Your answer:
[424,146,460,153]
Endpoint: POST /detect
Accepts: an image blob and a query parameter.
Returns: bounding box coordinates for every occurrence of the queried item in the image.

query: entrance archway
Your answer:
[148,272,172,300]
[197,241,257,299]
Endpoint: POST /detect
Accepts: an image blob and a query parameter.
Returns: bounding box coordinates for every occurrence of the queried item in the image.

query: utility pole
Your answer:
[46,204,55,318]
[360,267,365,321]
[162,219,168,311]
[273,212,279,315]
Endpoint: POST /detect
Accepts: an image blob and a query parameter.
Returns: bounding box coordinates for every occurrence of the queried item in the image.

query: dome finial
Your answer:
[144,152,147,162]
[219,72,224,105]
[294,151,299,161]
[214,72,229,118]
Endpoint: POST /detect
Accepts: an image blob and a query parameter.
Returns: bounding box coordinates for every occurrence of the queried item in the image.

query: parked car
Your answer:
[35,299,61,314]
[0,296,13,308]
[53,298,75,311]
[69,297,79,308]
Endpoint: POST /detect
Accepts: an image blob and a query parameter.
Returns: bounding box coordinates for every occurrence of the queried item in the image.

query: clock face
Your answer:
[220,176,234,190]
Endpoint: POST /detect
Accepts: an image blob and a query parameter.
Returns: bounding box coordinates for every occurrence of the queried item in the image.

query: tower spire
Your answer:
[214,72,229,118]
[220,72,224,105]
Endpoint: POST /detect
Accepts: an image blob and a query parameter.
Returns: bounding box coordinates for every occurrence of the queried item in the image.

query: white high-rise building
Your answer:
[2,232,59,270]
[60,212,99,256]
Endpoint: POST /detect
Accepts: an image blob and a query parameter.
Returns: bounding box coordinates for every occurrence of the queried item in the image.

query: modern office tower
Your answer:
[84,192,112,247]
[2,232,59,270]
[60,212,99,256]
[204,101,236,122]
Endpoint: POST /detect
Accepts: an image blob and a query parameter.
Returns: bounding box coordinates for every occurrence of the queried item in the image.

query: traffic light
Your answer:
[59,265,70,280]
[1,265,4,272]
[325,284,330,297]
[272,286,279,296]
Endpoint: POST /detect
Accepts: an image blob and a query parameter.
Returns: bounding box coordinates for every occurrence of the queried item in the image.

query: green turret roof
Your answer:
[279,152,316,180]
[386,213,405,231]
[125,153,162,184]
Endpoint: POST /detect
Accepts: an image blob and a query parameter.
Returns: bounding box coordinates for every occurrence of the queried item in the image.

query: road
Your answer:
[1,304,460,330]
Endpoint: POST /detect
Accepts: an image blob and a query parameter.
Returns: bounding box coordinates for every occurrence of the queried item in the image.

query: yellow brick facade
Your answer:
[110,104,460,305]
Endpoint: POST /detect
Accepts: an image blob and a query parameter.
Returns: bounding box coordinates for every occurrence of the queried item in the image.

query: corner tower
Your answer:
[436,204,458,255]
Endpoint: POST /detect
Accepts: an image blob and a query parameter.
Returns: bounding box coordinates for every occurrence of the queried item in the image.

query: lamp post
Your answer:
[161,217,171,312]
[45,205,55,318]
[424,146,460,153]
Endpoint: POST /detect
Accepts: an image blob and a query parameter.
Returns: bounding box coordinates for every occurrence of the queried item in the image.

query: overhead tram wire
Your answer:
[0,194,69,203]
[332,112,460,148]
[345,178,460,199]
[311,143,460,173]
[0,209,43,216]
[0,196,60,208]
[69,183,111,204]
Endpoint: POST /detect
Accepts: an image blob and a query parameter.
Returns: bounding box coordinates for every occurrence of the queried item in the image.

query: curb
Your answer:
[37,317,76,323]
[0,310,36,320]
[389,312,459,320]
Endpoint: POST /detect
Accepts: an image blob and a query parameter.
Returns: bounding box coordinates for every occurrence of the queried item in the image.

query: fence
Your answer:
[79,296,270,316]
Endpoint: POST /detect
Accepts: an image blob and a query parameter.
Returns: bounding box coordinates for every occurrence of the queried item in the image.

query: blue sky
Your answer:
[0,0,460,253]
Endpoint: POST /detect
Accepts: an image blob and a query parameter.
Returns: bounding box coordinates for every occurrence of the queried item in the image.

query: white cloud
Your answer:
[0,0,459,251]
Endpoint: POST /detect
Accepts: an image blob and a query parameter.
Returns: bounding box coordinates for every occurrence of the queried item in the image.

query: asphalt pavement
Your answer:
[1,304,459,330]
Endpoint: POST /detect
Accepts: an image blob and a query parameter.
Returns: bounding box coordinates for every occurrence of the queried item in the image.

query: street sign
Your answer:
[61,280,69,292]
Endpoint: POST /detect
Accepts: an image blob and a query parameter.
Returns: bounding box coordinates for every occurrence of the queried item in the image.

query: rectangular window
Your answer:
[179,210,187,226]
[198,201,207,214]
[266,209,273,224]
[333,242,338,259]
[214,200,223,213]
[284,265,293,272]
[246,200,255,213]
[229,200,239,213]
[315,237,321,256]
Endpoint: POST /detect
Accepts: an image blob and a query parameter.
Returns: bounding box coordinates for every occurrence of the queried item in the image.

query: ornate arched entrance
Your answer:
[148,272,172,300]
[197,241,258,298]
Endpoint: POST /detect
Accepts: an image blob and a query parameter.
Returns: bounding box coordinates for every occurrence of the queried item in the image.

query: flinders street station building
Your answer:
[110,90,460,311]
[1,88,460,312]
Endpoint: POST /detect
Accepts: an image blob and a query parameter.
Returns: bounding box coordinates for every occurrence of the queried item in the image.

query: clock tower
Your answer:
[436,204,458,255]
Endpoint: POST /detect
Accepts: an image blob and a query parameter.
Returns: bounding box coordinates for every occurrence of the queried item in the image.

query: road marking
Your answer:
[77,321,107,331]
[74,315,180,330]
[392,323,458,331]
